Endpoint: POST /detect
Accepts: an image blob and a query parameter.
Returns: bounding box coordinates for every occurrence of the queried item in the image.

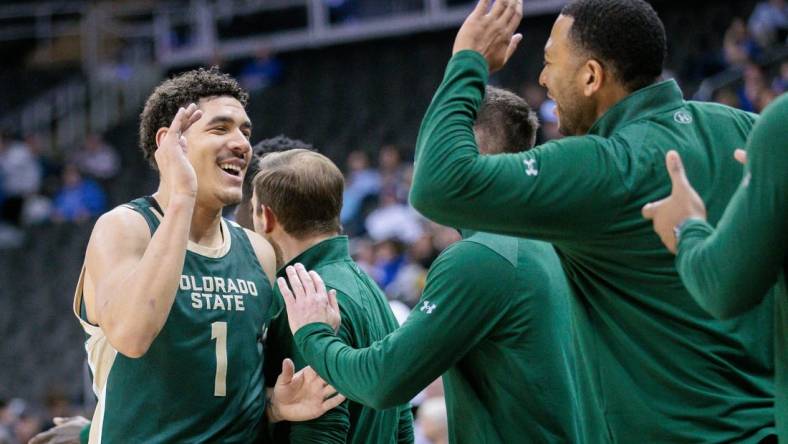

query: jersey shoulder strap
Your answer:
[122,196,162,234]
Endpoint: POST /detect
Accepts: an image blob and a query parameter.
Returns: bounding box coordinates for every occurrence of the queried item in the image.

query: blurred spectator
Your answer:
[365,187,423,243]
[538,100,562,142]
[723,18,761,68]
[748,0,788,47]
[0,134,41,226]
[350,237,379,279]
[341,150,381,234]
[520,81,547,111]
[415,397,448,444]
[71,133,120,182]
[372,238,408,289]
[772,60,788,93]
[737,63,768,112]
[713,87,742,108]
[52,164,107,224]
[238,48,283,93]
[378,145,409,203]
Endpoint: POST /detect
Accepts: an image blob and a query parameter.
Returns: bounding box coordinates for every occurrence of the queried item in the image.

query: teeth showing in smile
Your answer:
[219,163,241,175]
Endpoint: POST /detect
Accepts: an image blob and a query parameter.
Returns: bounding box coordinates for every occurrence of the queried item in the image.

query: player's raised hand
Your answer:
[266,358,346,423]
[278,263,341,334]
[154,103,203,199]
[642,151,707,253]
[28,416,90,444]
[453,0,523,73]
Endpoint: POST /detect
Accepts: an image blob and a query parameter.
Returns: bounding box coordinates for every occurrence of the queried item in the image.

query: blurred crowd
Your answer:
[0,132,118,248]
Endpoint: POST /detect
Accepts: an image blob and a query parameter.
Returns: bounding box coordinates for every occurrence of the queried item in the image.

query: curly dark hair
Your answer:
[562,0,666,92]
[139,67,249,169]
[475,86,539,154]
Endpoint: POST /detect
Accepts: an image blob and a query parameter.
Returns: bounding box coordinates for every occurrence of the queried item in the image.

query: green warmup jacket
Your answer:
[295,231,581,443]
[264,236,414,444]
[409,50,776,443]
[676,93,787,440]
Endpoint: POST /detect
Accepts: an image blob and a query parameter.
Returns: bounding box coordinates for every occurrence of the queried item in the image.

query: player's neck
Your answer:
[277,231,338,265]
[594,82,631,123]
[152,189,224,248]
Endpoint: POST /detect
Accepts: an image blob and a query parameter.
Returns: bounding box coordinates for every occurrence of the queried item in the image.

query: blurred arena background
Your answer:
[0,0,785,441]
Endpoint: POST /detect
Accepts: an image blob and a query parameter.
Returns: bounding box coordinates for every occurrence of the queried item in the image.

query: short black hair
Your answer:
[139,67,249,169]
[475,86,539,154]
[562,0,666,92]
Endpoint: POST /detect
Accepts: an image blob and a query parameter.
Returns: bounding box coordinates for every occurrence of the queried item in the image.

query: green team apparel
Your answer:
[73,197,273,443]
[264,236,414,444]
[409,50,776,443]
[676,93,788,440]
[294,231,580,443]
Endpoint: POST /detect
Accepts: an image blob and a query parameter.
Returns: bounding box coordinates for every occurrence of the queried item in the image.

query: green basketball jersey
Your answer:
[73,197,273,443]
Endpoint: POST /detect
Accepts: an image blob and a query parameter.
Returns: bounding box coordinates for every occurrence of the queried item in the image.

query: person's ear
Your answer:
[582,59,605,97]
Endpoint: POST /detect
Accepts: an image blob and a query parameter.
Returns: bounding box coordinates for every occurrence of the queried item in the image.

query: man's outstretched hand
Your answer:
[277,263,341,335]
[267,358,346,423]
[642,151,708,253]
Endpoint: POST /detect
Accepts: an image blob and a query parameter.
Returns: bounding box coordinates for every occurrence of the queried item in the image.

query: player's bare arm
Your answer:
[243,227,277,284]
[453,0,523,73]
[83,104,203,358]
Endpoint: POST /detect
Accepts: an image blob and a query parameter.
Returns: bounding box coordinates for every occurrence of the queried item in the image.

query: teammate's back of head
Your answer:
[474,85,539,155]
[235,136,313,229]
[252,149,343,237]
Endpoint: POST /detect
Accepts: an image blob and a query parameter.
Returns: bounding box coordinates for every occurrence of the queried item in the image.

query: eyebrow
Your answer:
[205,115,252,131]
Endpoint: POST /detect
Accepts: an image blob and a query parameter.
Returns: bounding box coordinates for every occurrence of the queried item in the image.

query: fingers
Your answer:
[505,33,523,63]
[294,263,315,295]
[499,0,518,25]
[666,150,690,190]
[322,384,339,398]
[181,105,203,133]
[29,430,53,444]
[641,197,666,220]
[167,107,186,136]
[328,289,339,314]
[278,277,296,309]
[489,0,508,18]
[321,393,347,411]
[472,0,492,17]
[507,0,523,31]
[280,358,295,384]
[734,149,747,165]
[309,270,327,298]
[286,266,306,300]
[53,417,66,426]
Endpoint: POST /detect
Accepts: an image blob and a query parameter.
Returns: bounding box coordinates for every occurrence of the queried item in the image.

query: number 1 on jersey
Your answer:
[211,321,227,396]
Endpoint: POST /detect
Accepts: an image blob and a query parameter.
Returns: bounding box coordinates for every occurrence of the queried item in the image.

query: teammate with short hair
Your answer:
[278,86,581,442]
[409,0,776,441]
[234,135,314,230]
[643,93,788,441]
[74,68,342,443]
[250,148,414,443]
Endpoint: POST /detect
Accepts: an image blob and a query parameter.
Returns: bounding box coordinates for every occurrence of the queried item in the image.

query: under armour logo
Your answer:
[523,159,539,176]
[420,300,437,314]
[674,111,693,124]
